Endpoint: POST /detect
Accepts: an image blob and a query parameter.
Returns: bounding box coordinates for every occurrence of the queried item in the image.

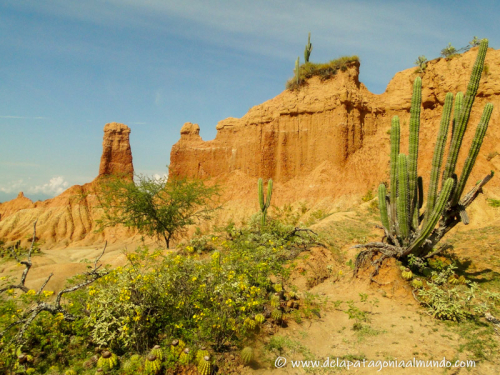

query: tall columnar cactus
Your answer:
[371,39,493,262]
[389,116,400,230]
[304,32,313,63]
[423,92,453,227]
[295,57,300,84]
[258,178,273,227]
[408,76,422,229]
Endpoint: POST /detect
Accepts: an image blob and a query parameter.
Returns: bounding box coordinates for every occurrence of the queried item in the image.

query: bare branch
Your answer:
[36,273,54,295]
[0,231,109,348]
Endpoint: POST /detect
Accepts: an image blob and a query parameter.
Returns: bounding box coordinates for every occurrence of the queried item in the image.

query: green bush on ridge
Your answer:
[286,55,359,90]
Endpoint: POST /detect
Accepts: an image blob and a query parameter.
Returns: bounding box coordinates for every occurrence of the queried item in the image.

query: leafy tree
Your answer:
[95,174,219,248]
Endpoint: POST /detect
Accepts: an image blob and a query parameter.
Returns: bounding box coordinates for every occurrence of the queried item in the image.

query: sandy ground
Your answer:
[1,206,499,375]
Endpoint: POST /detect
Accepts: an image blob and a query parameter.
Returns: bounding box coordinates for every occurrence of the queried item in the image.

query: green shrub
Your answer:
[487,198,500,208]
[414,55,427,73]
[441,43,458,58]
[286,56,359,90]
[85,215,316,353]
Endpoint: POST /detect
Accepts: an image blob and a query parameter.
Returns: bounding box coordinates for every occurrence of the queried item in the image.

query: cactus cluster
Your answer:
[198,355,212,375]
[411,278,423,289]
[255,313,266,324]
[449,274,466,285]
[144,353,162,374]
[241,347,254,365]
[179,347,193,365]
[97,351,118,371]
[170,339,185,358]
[196,347,210,364]
[304,32,313,63]
[258,178,273,227]
[377,39,493,258]
[401,268,413,280]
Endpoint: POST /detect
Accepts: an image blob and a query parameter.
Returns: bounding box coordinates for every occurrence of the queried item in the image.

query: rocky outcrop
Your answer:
[0,123,134,248]
[98,122,134,178]
[170,48,500,207]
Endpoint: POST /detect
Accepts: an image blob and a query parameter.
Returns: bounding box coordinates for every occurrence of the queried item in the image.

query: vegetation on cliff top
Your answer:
[286,55,360,90]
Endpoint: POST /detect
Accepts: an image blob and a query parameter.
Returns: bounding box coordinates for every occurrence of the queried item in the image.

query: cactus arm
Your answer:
[452,103,493,205]
[424,92,454,227]
[266,179,273,208]
[304,32,312,63]
[417,176,424,210]
[258,178,273,227]
[460,39,488,129]
[408,77,422,225]
[413,176,424,228]
[389,116,400,230]
[406,178,454,255]
[378,184,390,232]
[442,39,488,183]
[450,92,463,141]
[258,178,264,209]
[397,154,410,241]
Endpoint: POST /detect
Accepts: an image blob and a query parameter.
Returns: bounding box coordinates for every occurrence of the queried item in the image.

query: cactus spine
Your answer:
[304,32,313,63]
[258,178,273,227]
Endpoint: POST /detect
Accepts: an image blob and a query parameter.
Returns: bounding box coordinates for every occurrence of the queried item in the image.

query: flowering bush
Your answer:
[85,216,315,353]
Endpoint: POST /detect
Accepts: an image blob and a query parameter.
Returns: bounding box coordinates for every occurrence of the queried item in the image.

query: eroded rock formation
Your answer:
[98,122,134,178]
[0,123,134,248]
[170,48,500,207]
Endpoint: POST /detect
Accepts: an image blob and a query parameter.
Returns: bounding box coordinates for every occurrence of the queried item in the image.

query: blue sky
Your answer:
[1,0,499,202]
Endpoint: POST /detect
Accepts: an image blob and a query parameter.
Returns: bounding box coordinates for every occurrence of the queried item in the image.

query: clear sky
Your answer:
[1,0,499,202]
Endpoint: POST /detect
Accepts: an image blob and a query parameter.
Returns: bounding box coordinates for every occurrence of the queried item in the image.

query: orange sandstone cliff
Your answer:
[0,122,134,248]
[2,49,500,248]
[170,48,500,209]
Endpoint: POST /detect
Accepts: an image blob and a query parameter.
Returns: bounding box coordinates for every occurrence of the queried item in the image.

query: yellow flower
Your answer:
[192,276,197,282]
[42,291,54,297]
[26,289,36,296]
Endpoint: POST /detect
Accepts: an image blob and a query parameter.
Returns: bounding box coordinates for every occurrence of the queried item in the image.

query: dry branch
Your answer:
[0,221,109,347]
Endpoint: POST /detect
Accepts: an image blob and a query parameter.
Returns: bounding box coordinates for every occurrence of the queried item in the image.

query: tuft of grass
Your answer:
[487,198,500,208]
[486,151,498,161]
[286,56,359,90]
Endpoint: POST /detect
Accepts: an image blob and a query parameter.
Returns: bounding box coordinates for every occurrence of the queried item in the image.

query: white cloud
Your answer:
[0,176,70,196]
[0,179,26,194]
[152,173,168,181]
[28,176,69,196]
